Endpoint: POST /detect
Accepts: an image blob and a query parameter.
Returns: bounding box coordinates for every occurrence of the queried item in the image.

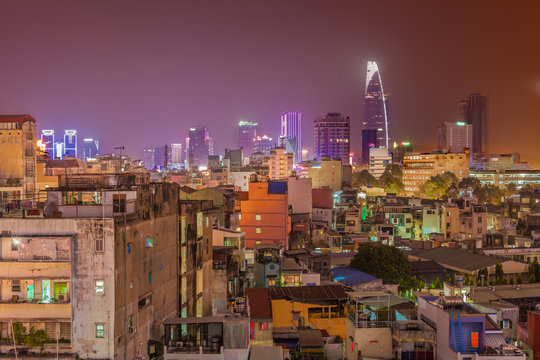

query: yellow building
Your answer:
[403,149,470,196]
[269,147,294,180]
[0,115,37,206]
[308,157,343,191]
[269,285,348,338]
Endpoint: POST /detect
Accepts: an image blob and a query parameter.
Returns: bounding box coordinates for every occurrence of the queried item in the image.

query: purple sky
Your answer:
[1,1,540,165]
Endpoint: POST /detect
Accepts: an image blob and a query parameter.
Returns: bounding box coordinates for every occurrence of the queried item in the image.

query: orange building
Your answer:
[239,181,290,249]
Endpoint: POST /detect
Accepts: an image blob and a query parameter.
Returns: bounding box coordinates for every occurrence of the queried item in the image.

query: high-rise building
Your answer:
[55,141,64,160]
[368,148,392,178]
[238,120,258,157]
[82,138,99,160]
[143,148,155,170]
[464,93,488,155]
[392,141,413,164]
[253,135,273,156]
[269,147,294,180]
[170,143,183,165]
[278,136,298,165]
[363,61,390,148]
[207,136,215,156]
[314,113,350,164]
[438,121,472,153]
[188,126,209,169]
[63,130,77,158]
[41,130,55,158]
[361,129,377,165]
[280,112,302,164]
[0,115,37,203]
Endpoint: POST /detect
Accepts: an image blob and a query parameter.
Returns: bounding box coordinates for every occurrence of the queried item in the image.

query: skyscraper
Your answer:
[363,61,390,148]
[40,130,55,158]
[237,121,258,156]
[82,138,99,160]
[170,143,183,165]
[253,135,273,156]
[280,112,302,164]
[63,130,77,158]
[143,148,155,170]
[314,113,350,164]
[438,121,472,153]
[464,93,488,155]
[189,126,209,169]
[361,129,377,165]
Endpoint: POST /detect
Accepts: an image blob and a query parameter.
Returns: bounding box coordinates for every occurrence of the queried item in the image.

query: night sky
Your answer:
[1,1,539,165]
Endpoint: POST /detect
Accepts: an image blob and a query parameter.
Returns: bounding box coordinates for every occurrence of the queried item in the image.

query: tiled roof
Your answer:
[246,288,272,320]
[412,247,500,272]
[268,284,348,302]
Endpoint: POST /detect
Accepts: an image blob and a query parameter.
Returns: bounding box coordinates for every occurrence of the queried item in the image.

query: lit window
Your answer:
[95,323,105,338]
[145,237,154,248]
[255,215,261,221]
[95,280,105,295]
[256,228,262,234]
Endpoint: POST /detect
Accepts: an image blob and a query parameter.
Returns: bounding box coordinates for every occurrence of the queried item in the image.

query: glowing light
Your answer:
[401,141,410,146]
[457,121,466,126]
[37,140,46,152]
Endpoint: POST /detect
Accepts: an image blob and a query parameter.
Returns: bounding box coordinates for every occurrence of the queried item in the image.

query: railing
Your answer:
[166,342,222,354]
[348,315,392,328]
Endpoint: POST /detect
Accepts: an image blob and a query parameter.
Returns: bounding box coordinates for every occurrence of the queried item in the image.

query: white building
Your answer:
[369,147,392,178]
[439,121,472,153]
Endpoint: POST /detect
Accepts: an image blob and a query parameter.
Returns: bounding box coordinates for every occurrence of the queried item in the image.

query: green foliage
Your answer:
[474,184,504,205]
[380,164,405,195]
[528,260,540,283]
[459,177,481,190]
[517,273,523,284]
[350,243,412,291]
[430,275,444,289]
[417,172,459,200]
[11,322,50,353]
[495,263,506,285]
[352,170,379,188]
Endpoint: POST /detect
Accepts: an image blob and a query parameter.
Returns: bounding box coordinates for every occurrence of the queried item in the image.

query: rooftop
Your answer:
[411,247,501,272]
[331,266,379,285]
[246,288,272,319]
[269,284,349,302]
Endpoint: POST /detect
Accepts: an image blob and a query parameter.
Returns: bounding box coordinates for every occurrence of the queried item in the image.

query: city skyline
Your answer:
[1,2,539,166]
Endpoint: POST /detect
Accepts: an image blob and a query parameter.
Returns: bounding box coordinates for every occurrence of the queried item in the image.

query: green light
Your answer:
[401,141,410,146]
[457,121,466,126]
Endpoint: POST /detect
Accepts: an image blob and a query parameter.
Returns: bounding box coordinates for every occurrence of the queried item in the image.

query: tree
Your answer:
[352,170,379,188]
[350,243,412,291]
[11,322,50,353]
[528,260,539,283]
[517,273,523,284]
[379,164,405,195]
[430,275,444,289]
[459,177,481,190]
[495,263,506,285]
[503,183,517,197]
[417,172,459,200]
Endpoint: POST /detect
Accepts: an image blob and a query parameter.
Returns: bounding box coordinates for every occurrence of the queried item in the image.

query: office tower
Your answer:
[188,126,209,169]
[253,135,273,156]
[361,129,377,165]
[170,143,183,165]
[314,113,350,164]
[0,115,37,202]
[41,130,55,158]
[154,145,169,170]
[392,141,413,164]
[237,120,258,156]
[278,136,298,165]
[63,130,77,158]
[464,93,488,155]
[184,137,190,165]
[280,112,302,164]
[207,136,215,156]
[82,138,99,160]
[143,148,155,170]
[55,142,64,160]
[363,61,390,148]
[368,148,392,178]
[438,121,472,153]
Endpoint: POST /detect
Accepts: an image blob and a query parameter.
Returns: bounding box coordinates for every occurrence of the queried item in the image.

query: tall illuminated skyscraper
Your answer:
[363,61,389,149]
[82,138,99,160]
[188,126,209,169]
[314,113,350,164]
[63,130,77,158]
[41,130,55,158]
[238,120,258,156]
[280,111,302,164]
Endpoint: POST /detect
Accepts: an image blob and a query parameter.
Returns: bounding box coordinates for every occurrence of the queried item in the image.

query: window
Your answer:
[255,215,261,221]
[113,194,126,213]
[95,323,105,338]
[259,322,269,330]
[268,278,276,286]
[11,238,19,251]
[255,228,261,234]
[95,280,105,295]
[478,227,482,234]
[95,238,104,253]
[145,237,154,248]
[148,272,152,284]
[478,217,482,223]
[11,280,21,292]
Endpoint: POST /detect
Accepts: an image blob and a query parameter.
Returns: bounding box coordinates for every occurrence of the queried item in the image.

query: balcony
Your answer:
[0,302,70,320]
[0,261,70,279]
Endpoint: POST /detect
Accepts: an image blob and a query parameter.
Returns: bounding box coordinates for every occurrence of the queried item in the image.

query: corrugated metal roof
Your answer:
[331,266,378,285]
[246,288,272,320]
[484,332,506,348]
[413,247,500,272]
[269,284,349,302]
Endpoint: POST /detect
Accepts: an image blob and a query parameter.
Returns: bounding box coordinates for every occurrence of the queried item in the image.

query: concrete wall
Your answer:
[345,319,392,359]
[287,177,312,215]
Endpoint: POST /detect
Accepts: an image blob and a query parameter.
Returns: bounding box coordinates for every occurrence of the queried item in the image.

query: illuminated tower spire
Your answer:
[363,61,389,149]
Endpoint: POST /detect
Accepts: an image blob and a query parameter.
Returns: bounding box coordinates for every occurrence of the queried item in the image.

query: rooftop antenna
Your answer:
[114,146,125,156]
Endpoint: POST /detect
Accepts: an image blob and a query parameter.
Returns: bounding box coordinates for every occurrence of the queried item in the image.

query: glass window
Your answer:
[255,215,261,221]
[255,228,261,234]
[95,280,105,295]
[96,323,105,338]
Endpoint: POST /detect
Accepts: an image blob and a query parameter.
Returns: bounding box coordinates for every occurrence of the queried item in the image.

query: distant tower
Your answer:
[439,121,472,153]
[238,121,258,156]
[189,126,209,169]
[363,61,389,149]
[280,112,302,164]
[465,93,488,155]
[314,113,350,164]
[63,130,77,158]
[41,130,55,158]
[82,138,99,160]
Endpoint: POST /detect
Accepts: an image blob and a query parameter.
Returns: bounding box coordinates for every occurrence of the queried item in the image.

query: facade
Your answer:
[189,126,210,169]
[82,138,99,160]
[0,115,37,204]
[369,147,392,178]
[280,112,302,164]
[392,141,413,164]
[269,147,293,180]
[403,150,470,196]
[41,130,55,159]
[314,113,350,164]
[142,148,155,170]
[470,169,540,189]
[239,181,289,249]
[363,61,390,149]
[439,121,473,153]
[170,143,183,166]
[63,130,77,158]
[238,120,258,157]
[253,135,273,156]
[308,157,344,191]
[1,178,179,359]
[464,93,488,155]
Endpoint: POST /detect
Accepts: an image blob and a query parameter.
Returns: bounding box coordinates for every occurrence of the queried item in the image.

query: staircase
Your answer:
[451,310,464,353]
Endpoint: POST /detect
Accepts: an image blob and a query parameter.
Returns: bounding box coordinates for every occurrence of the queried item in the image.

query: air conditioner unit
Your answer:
[58,293,69,302]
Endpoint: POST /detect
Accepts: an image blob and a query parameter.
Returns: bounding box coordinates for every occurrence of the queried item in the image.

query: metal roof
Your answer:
[331,266,379,285]
[411,247,500,272]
